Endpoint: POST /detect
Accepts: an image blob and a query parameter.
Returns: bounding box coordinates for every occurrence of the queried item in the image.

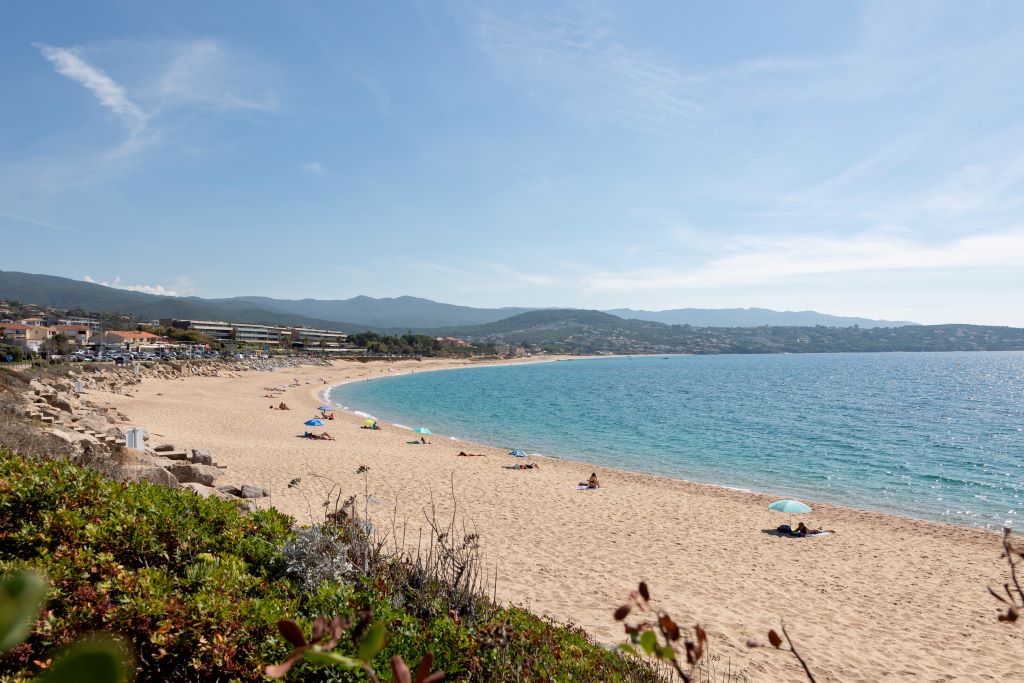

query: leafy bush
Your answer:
[0,450,659,681]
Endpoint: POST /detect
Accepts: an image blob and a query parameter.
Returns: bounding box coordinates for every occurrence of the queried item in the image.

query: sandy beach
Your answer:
[94,358,1023,682]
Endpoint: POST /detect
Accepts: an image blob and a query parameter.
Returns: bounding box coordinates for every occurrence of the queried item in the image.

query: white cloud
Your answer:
[303,161,325,175]
[582,230,1024,292]
[82,275,192,297]
[474,9,700,135]
[36,43,147,133]
[0,210,76,232]
[157,39,279,112]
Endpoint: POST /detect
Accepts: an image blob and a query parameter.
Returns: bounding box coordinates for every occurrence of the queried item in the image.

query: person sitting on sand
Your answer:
[320,432,335,441]
[579,473,601,489]
[278,402,290,410]
[420,436,430,444]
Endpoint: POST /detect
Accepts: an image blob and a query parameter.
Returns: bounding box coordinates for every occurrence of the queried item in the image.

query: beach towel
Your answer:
[576,484,598,490]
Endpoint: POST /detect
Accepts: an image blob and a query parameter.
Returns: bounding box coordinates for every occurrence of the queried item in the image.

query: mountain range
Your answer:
[1,269,913,331]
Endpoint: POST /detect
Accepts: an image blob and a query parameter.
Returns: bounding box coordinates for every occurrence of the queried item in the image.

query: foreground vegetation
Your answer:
[0,450,657,682]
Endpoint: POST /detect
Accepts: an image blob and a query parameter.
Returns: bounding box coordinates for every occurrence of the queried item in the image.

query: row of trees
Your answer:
[347,332,477,357]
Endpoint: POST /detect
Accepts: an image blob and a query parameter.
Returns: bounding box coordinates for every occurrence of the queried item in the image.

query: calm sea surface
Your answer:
[330,352,1024,529]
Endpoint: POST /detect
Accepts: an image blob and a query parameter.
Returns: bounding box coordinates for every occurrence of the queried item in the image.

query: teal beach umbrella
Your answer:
[413,427,432,435]
[768,500,812,514]
[769,499,812,528]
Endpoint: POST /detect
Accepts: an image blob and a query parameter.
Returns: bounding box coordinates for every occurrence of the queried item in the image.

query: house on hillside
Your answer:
[1,323,53,351]
[51,324,93,347]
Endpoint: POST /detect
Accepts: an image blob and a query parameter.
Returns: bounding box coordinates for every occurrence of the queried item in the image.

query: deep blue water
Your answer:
[330,353,1024,529]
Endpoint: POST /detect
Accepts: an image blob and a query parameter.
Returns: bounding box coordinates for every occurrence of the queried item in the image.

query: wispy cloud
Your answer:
[36,43,147,133]
[474,8,700,135]
[582,230,1024,292]
[35,42,156,157]
[303,161,325,175]
[157,39,279,112]
[0,210,77,232]
[83,275,196,297]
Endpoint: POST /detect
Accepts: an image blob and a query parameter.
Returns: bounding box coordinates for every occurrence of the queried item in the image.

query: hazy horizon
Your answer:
[2,2,1023,327]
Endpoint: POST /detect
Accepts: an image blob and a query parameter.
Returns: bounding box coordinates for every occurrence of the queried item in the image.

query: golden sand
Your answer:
[96,358,1023,681]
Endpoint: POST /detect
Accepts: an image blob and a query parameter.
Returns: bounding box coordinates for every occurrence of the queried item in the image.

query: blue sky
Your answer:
[2,1,1023,325]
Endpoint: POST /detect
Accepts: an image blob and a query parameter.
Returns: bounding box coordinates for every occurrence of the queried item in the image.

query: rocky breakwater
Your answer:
[1,358,311,509]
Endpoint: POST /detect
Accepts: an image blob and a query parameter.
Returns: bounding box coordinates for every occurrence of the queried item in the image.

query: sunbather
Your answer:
[320,432,336,441]
[579,473,601,489]
[792,522,833,537]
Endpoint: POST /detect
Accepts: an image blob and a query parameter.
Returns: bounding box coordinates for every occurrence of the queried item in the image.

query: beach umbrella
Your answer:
[509,449,528,457]
[769,499,812,528]
[304,418,325,432]
[364,418,377,425]
[318,405,333,412]
[413,427,432,435]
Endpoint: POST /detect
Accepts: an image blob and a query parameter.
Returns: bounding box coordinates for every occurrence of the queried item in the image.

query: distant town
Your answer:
[0,299,526,361]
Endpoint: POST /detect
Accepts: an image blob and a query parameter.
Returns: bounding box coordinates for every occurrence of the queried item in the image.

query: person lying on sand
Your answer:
[504,462,538,469]
[457,451,486,457]
[792,522,834,537]
[579,473,601,489]
[319,432,336,441]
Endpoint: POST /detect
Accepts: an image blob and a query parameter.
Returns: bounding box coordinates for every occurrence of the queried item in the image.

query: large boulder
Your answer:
[47,428,79,446]
[217,484,243,497]
[180,482,236,500]
[113,465,179,488]
[47,393,80,415]
[240,484,270,499]
[77,413,111,433]
[190,448,214,465]
[166,463,220,486]
[152,443,175,453]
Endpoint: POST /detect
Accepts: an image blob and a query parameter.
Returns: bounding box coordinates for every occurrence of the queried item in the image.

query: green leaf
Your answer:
[358,622,386,663]
[657,645,676,661]
[40,637,128,683]
[0,571,48,652]
[305,650,362,670]
[618,643,638,657]
[639,630,657,655]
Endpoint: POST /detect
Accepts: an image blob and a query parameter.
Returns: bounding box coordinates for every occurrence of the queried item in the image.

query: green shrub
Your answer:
[0,451,658,682]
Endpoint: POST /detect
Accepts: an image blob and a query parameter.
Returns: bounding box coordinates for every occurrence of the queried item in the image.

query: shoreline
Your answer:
[93,357,1023,681]
[321,357,1008,536]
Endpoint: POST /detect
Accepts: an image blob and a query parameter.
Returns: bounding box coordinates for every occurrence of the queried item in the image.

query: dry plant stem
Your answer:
[1005,530,1023,602]
[781,624,816,683]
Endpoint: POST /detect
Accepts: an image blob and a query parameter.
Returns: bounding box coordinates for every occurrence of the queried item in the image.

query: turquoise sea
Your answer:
[330,352,1024,529]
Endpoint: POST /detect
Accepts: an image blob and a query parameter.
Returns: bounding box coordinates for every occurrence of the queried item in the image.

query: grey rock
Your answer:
[240,484,270,499]
[48,393,79,415]
[166,463,220,486]
[190,448,214,465]
[113,465,179,488]
[153,443,175,452]
[180,482,236,500]
[77,413,111,433]
[217,484,243,497]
